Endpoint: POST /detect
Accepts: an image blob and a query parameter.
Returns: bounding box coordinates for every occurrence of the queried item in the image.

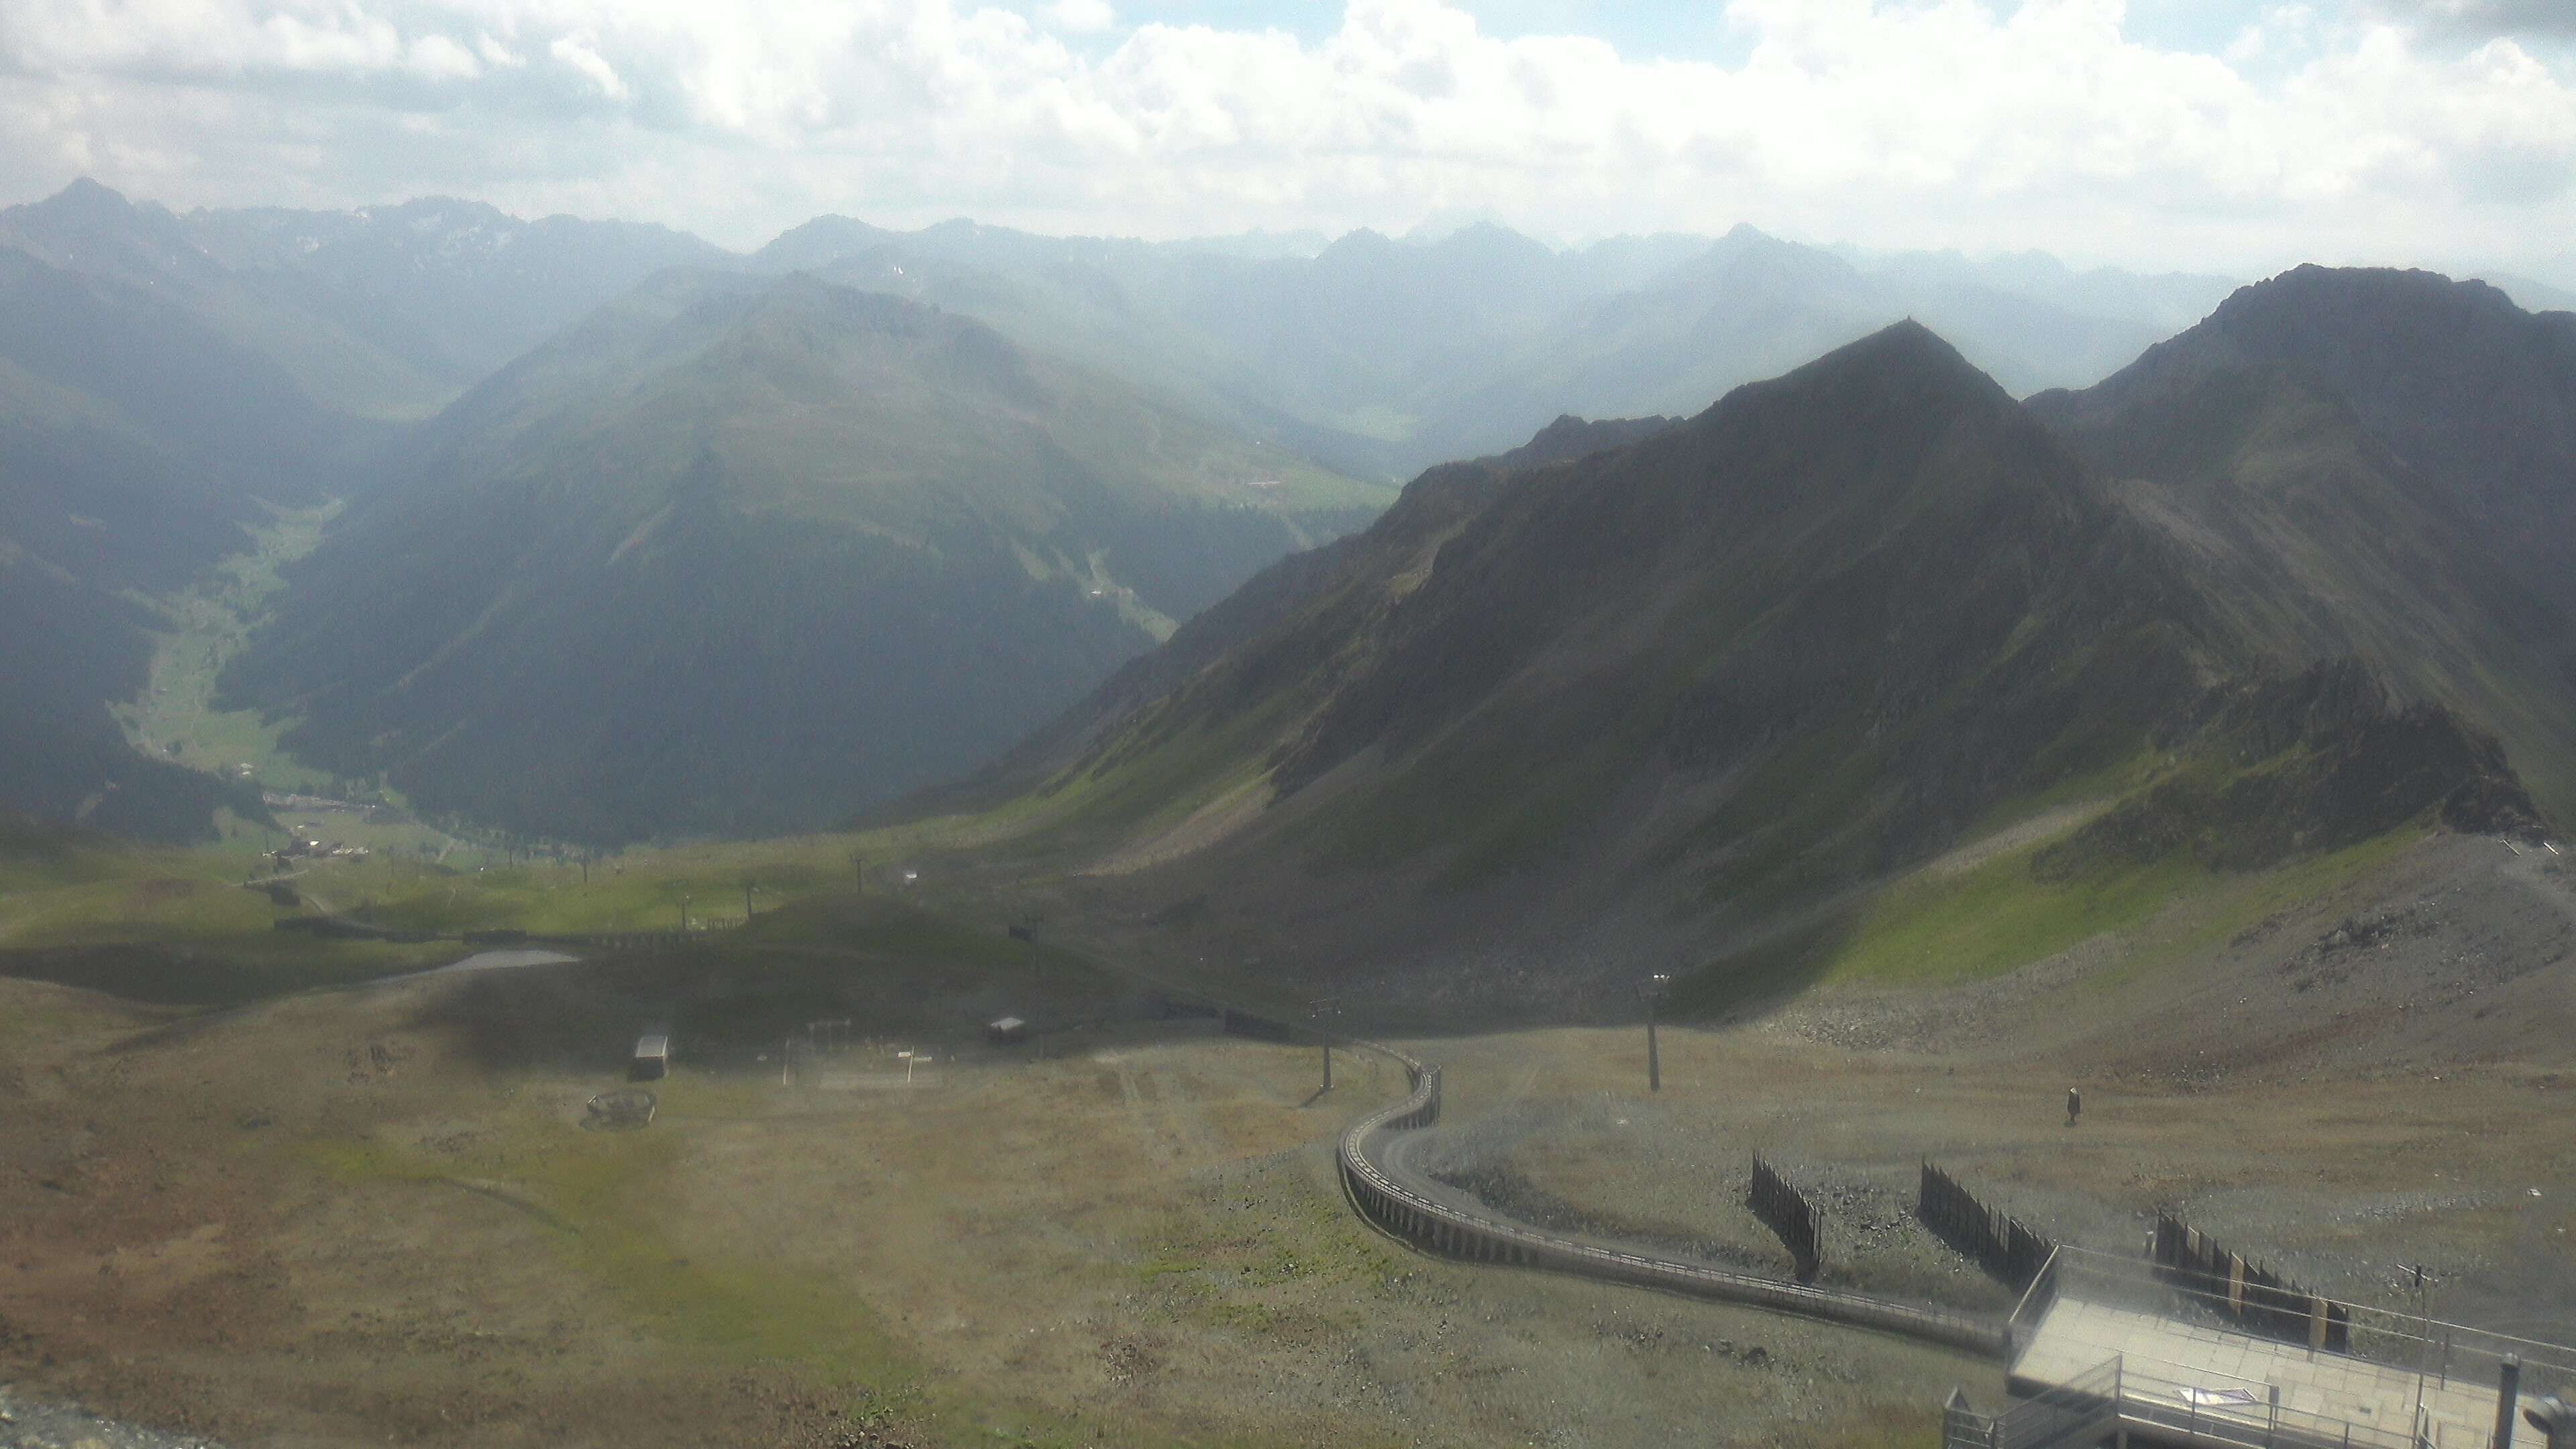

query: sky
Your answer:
[3,0,2573,279]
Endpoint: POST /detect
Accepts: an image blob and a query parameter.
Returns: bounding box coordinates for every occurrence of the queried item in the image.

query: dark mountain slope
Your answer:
[218,272,1393,843]
[0,237,333,841]
[941,412,1680,808]
[1258,323,2224,881]
[2031,270,2576,822]
[0,248,358,503]
[946,325,2538,1020]
[2122,266,2576,613]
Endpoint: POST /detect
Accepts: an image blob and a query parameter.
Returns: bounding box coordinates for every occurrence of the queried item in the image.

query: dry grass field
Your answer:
[4,830,2572,1447]
[0,955,1983,1449]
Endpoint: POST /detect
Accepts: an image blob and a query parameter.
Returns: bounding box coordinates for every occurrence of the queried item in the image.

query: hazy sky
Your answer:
[4,0,2573,277]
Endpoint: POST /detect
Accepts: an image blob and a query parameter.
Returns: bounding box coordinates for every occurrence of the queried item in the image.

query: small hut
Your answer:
[985,1016,1028,1046]
[631,1031,670,1080]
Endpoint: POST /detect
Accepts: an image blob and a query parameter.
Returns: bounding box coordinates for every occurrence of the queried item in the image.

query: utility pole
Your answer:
[680,894,691,934]
[849,851,865,892]
[1639,973,1672,1092]
[743,877,755,924]
[1309,996,1341,1093]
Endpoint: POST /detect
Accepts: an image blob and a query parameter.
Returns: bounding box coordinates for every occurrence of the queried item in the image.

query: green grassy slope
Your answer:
[217,271,1395,845]
[0,801,1092,1010]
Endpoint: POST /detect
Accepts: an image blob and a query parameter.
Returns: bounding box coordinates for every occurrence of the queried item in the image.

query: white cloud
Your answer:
[1041,0,1116,34]
[0,0,2570,275]
[547,30,630,99]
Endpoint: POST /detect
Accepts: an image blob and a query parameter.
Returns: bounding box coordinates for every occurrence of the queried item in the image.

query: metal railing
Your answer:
[1993,1354,2123,1449]
[2114,1352,2425,1449]
[2045,1246,2576,1403]
[1334,1041,2010,1358]
[1957,1350,2442,1449]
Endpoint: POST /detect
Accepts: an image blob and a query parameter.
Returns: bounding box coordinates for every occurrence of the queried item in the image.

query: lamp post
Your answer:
[1309,996,1341,1093]
[1638,973,1672,1092]
[2406,1263,2436,1432]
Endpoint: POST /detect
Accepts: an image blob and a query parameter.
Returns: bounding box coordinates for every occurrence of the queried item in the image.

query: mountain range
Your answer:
[0,178,2273,845]
[0,181,735,840]
[6,175,2571,873]
[213,271,1393,842]
[752,215,2243,480]
[928,270,2575,1018]
[0,178,724,424]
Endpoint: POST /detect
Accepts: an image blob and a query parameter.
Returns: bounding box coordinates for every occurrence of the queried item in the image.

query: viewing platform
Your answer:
[1950,1250,2575,1449]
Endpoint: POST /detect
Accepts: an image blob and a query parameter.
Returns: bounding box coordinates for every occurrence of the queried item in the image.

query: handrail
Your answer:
[1962,1349,2437,1449]
[1333,1040,2010,1358]
[2046,1246,2576,1397]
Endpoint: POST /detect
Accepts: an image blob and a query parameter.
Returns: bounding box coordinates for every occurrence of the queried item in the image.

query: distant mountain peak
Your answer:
[1424,221,1555,264]
[1488,413,1678,472]
[1320,227,1398,258]
[51,176,131,210]
[750,213,897,272]
[1854,315,1951,355]
[2208,263,2530,340]
[22,176,152,227]
[1764,317,2001,405]
[357,195,512,227]
[2,176,219,284]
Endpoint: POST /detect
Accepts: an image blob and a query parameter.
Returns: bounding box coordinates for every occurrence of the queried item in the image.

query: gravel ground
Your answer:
[0,1385,223,1449]
[1396,833,2576,1365]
